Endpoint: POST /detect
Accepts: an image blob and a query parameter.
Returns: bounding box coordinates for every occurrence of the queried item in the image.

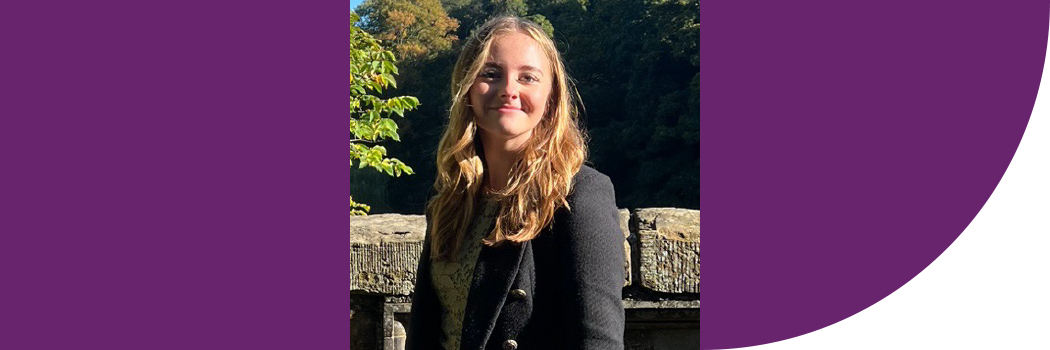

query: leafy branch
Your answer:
[351,11,420,215]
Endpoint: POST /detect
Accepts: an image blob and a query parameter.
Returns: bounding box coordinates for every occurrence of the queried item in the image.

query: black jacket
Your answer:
[406,165,625,350]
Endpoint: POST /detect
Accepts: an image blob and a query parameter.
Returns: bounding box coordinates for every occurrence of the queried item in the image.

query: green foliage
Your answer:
[351,11,419,215]
[350,196,372,216]
[491,0,529,16]
[547,0,702,209]
[524,14,554,37]
[446,0,530,38]
[357,0,460,59]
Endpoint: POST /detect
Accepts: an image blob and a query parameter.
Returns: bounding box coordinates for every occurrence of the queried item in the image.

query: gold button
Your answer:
[502,339,518,350]
[510,289,527,300]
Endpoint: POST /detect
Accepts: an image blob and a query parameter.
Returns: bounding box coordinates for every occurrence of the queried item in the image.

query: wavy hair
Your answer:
[427,16,587,261]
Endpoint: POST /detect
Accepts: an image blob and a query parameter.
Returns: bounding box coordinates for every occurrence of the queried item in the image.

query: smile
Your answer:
[495,106,523,113]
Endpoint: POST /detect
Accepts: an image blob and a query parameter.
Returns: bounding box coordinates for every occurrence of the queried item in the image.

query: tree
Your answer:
[351,11,420,216]
[357,0,460,59]
[447,0,538,39]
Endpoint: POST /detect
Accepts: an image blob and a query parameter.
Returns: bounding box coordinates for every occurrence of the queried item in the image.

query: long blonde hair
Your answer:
[427,16,587,261]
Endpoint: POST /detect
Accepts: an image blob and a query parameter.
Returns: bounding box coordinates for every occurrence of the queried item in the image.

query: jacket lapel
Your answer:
[458,241,527,350]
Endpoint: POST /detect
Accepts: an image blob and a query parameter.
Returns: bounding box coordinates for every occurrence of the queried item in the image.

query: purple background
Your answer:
[1,0,1045,349]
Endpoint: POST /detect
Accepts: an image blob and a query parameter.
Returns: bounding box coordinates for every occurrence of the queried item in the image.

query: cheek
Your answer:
[468,83,487,115]
[468,84,480,104]
[529,89,552,120]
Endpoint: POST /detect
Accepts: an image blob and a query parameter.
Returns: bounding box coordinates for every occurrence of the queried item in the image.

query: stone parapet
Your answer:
[633,208,701,293]
[349,208,701,295]
[350,207,702,350]
[350,214,426,295]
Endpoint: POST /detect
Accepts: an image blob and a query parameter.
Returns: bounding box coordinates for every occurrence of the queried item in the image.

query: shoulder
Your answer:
[567,165,615,203]
[552,165,619,239]
[547,165,625,280]
[571,164,609,187]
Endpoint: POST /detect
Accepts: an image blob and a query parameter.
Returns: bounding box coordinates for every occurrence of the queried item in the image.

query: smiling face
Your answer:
[469,32,553,152]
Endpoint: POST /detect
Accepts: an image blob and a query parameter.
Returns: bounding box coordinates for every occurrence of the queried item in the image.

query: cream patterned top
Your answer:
[430,196,499,350]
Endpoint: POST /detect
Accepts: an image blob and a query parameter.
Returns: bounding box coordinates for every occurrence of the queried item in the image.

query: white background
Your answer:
[736,21,1050,350]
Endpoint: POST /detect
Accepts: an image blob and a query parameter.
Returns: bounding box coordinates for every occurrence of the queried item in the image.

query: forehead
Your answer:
[484,32,551,74]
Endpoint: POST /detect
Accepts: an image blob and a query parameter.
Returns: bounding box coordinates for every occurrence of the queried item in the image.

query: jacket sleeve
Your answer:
[405,212,439,350]
[552,171,626,349]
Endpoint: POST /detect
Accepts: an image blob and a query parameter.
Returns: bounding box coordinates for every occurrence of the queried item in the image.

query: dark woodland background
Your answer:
[351,0,700,214]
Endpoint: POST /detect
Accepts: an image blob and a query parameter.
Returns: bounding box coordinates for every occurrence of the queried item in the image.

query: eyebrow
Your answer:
[482,62,545,76]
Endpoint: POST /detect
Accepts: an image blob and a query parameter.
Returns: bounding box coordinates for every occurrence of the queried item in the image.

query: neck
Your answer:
[480,134,527,192]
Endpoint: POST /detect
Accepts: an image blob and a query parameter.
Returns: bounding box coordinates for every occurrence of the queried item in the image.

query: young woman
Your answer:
[406,16,625,350]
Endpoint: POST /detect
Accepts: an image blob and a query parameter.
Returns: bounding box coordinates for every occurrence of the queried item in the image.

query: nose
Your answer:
[499,79,519,100]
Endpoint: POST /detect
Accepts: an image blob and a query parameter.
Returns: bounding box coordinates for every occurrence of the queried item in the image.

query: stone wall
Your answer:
[350,207,701,350]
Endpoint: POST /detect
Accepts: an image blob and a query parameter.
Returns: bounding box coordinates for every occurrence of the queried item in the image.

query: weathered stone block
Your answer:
[618,209,632,287]
[350,214,426,295]
[351,211,634,292]
[383,303,411,350]
[634,208,701,293]
[350,214,426,243]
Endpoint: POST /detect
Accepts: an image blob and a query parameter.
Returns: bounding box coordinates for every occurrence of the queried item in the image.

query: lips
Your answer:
[495,105,523,113]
